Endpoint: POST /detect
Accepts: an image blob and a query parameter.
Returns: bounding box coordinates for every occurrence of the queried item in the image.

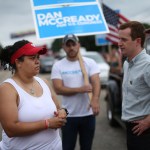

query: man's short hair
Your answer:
[119,21,145,47]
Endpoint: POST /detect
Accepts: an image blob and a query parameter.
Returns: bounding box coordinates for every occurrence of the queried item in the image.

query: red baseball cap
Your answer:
[11,42,47,64]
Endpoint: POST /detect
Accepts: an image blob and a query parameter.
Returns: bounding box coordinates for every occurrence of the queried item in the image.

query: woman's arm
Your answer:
[0,82,66,138]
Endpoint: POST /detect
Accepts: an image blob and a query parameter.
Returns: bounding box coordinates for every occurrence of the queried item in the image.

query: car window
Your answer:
[83,54,105,63]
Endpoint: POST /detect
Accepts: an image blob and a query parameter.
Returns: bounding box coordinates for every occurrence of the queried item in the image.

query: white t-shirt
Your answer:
[0,77,62,150]
[51,57,100,117]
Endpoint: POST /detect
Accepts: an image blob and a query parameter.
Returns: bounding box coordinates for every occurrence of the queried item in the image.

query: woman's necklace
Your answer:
[29,84,35,95]
[28,80,35,95]
[13,76,35,95]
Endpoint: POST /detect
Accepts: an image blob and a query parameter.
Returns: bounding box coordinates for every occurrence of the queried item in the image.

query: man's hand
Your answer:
[90,97,100,116]
[80,84,92,93]
[132,115,150,136]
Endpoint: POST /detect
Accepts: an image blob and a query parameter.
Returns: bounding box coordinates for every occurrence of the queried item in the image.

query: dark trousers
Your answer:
[62,115,95,150]
[126,122,150,150]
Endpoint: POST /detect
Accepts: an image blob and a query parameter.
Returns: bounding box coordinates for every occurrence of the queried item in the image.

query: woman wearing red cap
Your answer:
[0,40,68,150]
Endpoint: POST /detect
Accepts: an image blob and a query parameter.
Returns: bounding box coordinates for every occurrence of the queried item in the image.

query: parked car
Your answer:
[105,72,125,128]
[81,51,110,87]
[40,56,55,73]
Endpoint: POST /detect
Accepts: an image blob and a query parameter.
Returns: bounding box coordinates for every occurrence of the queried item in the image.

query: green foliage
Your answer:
[78,35,101,51]
[143,23,150,29]
[0,43,3,55]
[0,44,3,62]
[0,44,3,50]
[51,38,63,52]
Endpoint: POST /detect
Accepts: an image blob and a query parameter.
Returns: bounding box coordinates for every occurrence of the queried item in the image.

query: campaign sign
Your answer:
[32,0,97,7]
[34,4,109,39]
[95,34,109,46]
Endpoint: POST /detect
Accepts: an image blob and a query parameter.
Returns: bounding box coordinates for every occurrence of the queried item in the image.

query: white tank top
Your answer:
[0,76,62,150]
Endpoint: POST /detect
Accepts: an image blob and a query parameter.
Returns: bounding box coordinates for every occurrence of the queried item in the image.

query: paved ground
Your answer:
[0,71,127,150]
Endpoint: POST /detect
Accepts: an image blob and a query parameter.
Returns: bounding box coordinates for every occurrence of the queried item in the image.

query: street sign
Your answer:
[95,34,110,46]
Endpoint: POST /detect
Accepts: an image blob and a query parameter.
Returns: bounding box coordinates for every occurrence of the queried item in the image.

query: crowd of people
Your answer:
[0,21,150,150]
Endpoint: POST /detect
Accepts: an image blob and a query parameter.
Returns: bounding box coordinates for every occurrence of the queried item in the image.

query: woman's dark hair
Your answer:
[0,40,29,73]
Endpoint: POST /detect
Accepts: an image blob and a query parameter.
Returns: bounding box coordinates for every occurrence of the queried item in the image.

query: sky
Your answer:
[0,0,150,47]
[103,0,150,23]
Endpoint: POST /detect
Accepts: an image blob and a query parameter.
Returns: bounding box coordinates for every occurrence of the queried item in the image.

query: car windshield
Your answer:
[83,53,105,63]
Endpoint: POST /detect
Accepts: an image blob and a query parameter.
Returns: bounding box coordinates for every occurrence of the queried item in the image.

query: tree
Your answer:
[51,38,62,53]
[143,23,150,29]
[0,44,2,51]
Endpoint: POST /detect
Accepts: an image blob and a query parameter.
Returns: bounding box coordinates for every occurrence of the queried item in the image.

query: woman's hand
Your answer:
[54,108,69,119]
[47,117,67,129]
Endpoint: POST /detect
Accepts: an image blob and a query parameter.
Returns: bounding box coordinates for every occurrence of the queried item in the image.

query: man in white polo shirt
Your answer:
[51,34,101,150]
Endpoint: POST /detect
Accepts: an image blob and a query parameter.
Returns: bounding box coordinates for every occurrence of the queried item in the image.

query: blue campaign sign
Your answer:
[95,34,110,46]
[32,0,96,7]
[33,4,109,39]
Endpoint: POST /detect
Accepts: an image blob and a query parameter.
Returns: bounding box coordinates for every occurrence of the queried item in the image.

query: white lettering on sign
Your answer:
[37,11,102,27]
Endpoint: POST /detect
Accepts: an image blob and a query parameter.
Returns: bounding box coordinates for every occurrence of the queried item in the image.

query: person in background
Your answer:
[118,21,150,150]
[107,47,122,74]
[145,28,150,54]
[51,34,101,150]
[0,40,68,150]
